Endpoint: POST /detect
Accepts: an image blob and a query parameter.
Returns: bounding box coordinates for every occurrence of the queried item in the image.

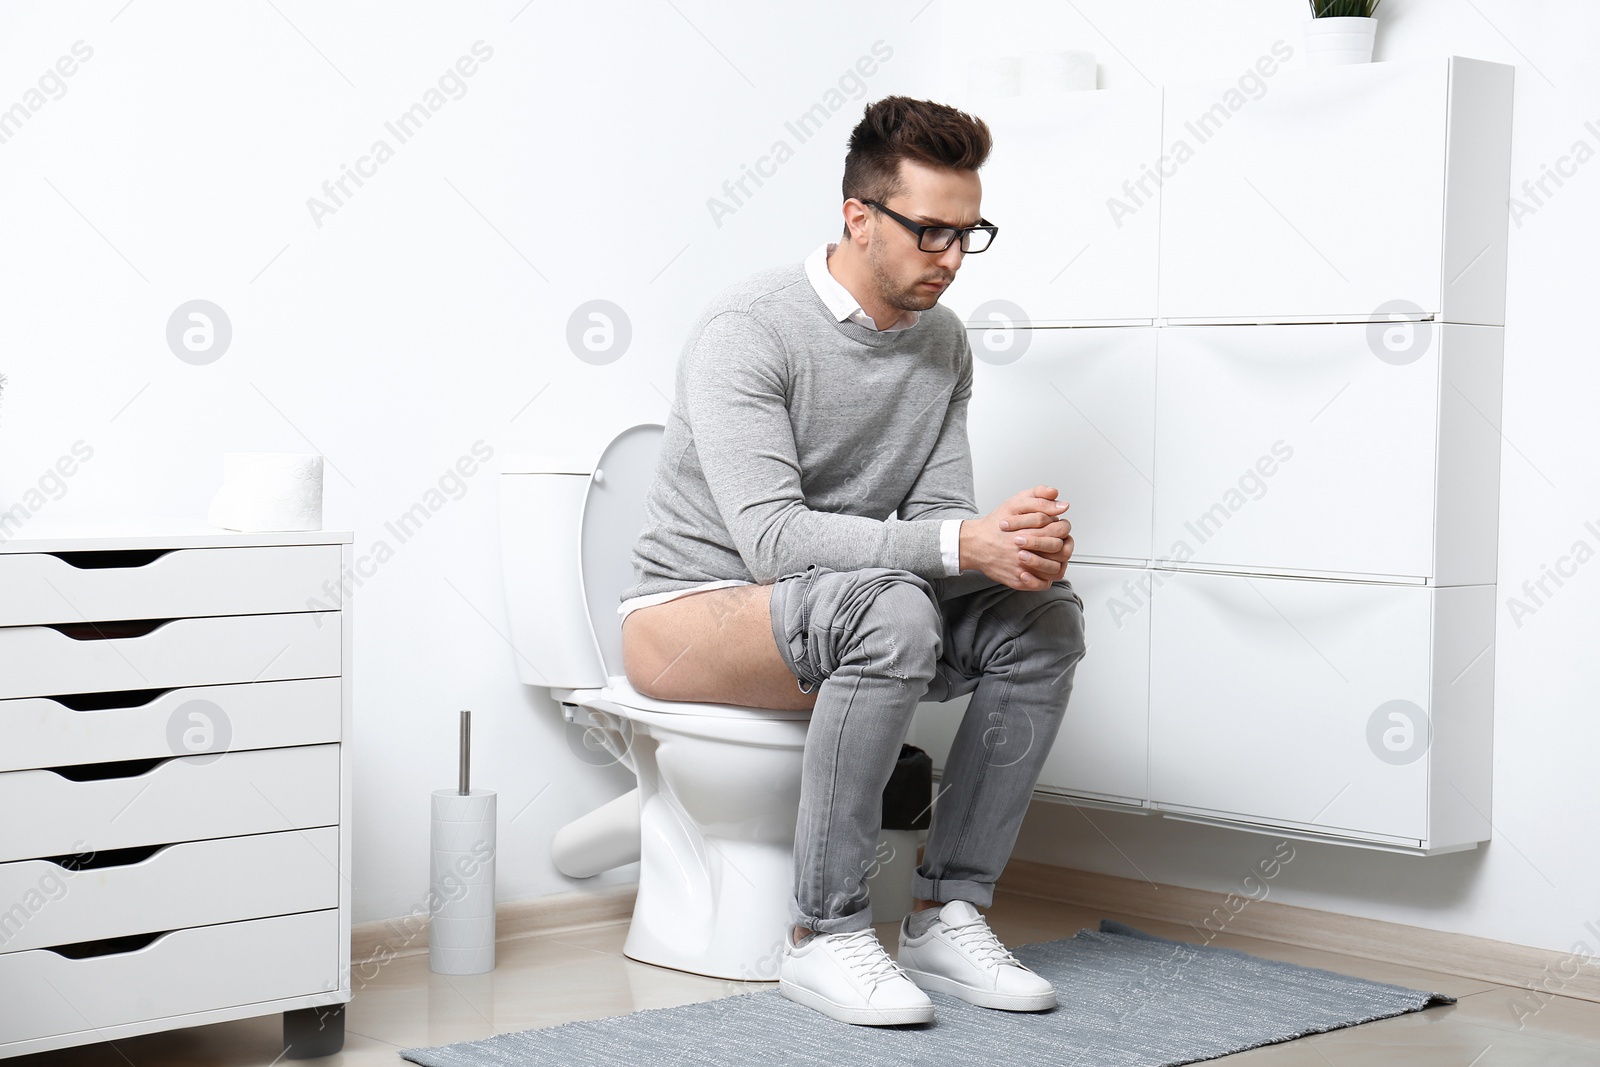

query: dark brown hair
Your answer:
[841,96,992,235]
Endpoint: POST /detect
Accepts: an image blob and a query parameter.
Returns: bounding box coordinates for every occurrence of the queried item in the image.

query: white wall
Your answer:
[940,0,1600,961]
[0,1,940,923]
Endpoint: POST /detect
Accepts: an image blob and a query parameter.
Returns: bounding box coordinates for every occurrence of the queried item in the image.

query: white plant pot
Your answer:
[1304,16,1377,66]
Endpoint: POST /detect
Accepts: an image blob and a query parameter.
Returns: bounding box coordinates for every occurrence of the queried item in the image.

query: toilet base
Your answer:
[622,795,796,982]
[572,688,810,982]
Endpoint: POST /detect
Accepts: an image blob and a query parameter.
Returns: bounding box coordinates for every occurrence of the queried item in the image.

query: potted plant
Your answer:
[1305,0,1381,67]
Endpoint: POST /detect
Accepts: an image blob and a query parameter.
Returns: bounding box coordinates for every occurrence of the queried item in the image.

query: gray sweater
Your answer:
[620,261,980,602]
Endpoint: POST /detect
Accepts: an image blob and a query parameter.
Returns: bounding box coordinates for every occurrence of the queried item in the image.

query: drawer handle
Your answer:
[45,619,176,641]
[44,842,170,871]
[48,549,174,570]
[46,929,169,960]
[46,756,172,782]
[52,687,175,711]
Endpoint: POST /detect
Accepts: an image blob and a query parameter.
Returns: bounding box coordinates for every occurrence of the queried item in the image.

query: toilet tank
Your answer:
[498,450,607,691]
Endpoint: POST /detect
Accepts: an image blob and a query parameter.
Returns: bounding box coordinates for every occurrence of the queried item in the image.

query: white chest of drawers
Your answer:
[0,528,353,1060]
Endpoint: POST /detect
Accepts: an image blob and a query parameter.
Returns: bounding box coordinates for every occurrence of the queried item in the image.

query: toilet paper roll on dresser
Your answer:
[206,452,324,532]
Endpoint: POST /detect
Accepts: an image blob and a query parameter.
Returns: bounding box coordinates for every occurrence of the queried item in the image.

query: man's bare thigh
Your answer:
[621,584,818,712]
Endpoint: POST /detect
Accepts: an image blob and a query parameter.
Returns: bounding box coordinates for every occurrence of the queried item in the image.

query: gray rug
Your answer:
[399,919,1454,1066]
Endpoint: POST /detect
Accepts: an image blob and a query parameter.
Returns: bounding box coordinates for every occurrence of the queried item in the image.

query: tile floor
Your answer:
[11,889,1600,1065]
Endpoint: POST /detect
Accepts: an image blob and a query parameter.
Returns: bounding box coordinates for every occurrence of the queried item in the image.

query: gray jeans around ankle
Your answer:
[769,563,1088,935]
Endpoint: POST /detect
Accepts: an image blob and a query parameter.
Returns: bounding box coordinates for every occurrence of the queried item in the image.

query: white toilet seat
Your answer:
[586,676,813,737]
[601,675,811,719]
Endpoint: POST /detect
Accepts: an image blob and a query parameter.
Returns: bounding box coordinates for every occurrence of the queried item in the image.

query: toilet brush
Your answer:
[429,709,497,974]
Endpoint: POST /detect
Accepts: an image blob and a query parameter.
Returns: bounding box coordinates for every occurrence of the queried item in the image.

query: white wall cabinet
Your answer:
[1036,562,1150,806]
[1152,323,1504,582]
[968,326,1156,564]
[948,90,1163,325]
[934,55,1510,855]
[1157,57,1513,324]
[952,58,1512,327]
[1147,571,1493,852]
[0,529,354,1060]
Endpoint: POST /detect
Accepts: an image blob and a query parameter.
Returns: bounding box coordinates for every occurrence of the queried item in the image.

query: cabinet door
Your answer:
[970,326,1155,563]
[1148,570,1432,844]
[947,90,1162,325]
[1034,562,1149,804]
[1152,324,1437,579]
[1157,60,1447,321]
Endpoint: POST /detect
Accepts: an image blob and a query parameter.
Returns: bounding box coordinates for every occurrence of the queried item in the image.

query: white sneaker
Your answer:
[778,926,935,1026]
[898,900,1058,1011]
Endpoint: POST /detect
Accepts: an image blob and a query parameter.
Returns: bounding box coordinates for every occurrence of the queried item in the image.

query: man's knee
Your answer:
[838,568,943,686]
[988,581,1086,664]
[1029,584,1088,668]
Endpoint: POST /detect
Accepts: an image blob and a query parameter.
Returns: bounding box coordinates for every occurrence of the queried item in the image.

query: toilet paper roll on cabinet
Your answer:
[207,452,324,532]
[1021,50,1097,93]
[969,51,1096,98]
[968,56,1021,98]
[429,788,497,975]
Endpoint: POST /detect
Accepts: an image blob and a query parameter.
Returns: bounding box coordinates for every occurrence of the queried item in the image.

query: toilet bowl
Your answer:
[499,424,812,980]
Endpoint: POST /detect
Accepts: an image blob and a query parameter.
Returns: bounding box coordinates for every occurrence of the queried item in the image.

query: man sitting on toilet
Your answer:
[619,94,1088,1027]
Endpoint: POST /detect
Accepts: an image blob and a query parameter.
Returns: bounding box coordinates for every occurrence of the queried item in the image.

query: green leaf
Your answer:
[1310,0,1380,15]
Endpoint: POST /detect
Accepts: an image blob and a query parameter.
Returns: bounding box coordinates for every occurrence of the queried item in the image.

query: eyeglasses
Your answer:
[860,199,998,254]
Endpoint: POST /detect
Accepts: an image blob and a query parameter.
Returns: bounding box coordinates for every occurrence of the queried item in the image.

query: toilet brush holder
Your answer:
[429,709,496,974]
[429,788,497,974]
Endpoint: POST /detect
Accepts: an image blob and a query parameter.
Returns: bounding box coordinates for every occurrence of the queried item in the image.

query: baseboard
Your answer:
[1001,858,1600,1005]
[351,884,638,967]
[352,862,1600,1008]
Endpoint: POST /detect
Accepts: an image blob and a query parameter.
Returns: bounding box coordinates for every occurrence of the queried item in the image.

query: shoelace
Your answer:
[943,916,1025,969]
[825,929,909,988]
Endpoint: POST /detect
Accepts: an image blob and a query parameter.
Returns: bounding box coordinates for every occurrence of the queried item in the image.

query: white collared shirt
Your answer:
[804,241,921,333]
[803,242,961,577]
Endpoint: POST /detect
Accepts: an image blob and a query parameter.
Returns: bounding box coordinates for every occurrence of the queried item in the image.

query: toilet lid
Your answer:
[579,423,666,679]
[577,422,816,722]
